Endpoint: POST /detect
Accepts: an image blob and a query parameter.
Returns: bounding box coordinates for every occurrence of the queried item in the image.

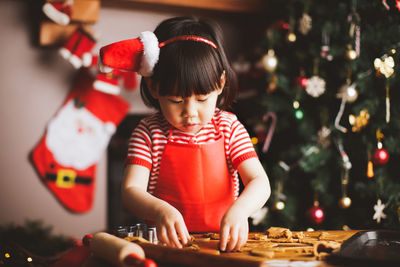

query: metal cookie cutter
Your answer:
[117,223,158,244]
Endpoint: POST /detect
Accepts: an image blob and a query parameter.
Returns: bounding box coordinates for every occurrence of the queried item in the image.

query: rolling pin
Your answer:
[84,232,156,267]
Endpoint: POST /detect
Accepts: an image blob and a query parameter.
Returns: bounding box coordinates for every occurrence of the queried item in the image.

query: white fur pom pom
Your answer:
[139,31,160,77]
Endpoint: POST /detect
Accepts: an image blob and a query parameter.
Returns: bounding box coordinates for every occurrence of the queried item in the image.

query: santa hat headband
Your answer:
[98,32,218,77]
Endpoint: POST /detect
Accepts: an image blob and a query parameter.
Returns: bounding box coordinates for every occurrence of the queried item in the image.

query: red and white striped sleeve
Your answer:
[125,119,153,170]
[229,117,258,168]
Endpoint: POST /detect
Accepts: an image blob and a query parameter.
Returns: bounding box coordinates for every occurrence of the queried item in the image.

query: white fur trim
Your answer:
[93,80,121,95]
[97,56,114,73]
[59,48,71,60]
[69,55,82,69]
[139,31,160,77]
[42,3,70,25]
[82,53,93,67]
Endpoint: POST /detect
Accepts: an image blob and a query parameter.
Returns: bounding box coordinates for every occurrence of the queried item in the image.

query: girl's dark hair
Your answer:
[140,16,238,110]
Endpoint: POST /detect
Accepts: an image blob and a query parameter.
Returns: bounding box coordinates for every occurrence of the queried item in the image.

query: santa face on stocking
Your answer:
[31,70,130,213]
[46,100,116,171]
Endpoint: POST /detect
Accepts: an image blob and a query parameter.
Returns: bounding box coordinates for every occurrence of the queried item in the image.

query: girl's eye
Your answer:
[169,99,183,104]
[197,98,208,102]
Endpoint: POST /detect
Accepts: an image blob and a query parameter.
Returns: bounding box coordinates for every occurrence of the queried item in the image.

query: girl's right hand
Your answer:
[155,205,190,248]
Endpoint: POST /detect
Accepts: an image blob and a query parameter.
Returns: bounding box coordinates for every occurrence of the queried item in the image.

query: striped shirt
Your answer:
[125,109,258,197]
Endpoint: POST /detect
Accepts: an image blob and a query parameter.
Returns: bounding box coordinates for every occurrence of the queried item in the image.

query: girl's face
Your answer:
[157,88,223,134]
[149,72,226,134]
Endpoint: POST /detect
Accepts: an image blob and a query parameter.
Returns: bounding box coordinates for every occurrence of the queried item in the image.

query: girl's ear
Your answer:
[144,77,158,99]
[217,70,226,95]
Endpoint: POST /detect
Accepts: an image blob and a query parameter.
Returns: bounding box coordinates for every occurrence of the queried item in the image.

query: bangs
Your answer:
[153,41,223,97]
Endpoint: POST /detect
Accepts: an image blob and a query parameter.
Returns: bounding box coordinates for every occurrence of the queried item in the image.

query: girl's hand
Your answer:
[219,209,249,252]
[156,204,191,248]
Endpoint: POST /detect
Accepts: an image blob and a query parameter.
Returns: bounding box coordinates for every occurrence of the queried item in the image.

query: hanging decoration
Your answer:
[307,200,325,225]
[306,59,326,98]
[348,109,370,132]
[317,126,331,148]
[262,49,278,72]
[261,112,277,153]
[373,198,387,223]
[335,78,358,133]
[374,54,395,123]
[321,30,333,61]
[298,13,312,35]
[372,129,390,166]
[30,70,130,213]
[306,76,326,98]
[286,15,296,42]
[42,0,74,25]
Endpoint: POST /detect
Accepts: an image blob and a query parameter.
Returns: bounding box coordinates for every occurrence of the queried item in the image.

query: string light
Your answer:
[27,257,33,262]
[4,252,11,258]
[295,109,304,120]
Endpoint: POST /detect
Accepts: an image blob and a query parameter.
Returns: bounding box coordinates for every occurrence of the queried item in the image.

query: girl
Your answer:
[99,16,271,252]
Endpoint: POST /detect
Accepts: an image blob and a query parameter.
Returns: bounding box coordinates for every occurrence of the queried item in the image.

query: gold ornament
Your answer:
[346,48,357,60]
[337,83,358,103]
[287,32,297,42]
[349,109,370,132]
[367,160,374,178]
[272,200,285,211]
[262,49,278,72]
[374,56,395,78]
[339,196,352,209]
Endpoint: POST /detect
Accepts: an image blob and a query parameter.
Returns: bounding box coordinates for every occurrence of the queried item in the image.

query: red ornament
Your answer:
[372,148,389,165]
[295,76,308,88]
[307,205,325,224]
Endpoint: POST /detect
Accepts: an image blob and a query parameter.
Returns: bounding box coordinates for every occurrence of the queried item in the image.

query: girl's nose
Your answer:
[183,100,197,118]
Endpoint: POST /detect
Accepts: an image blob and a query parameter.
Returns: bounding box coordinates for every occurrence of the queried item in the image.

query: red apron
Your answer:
[153,123,235,232]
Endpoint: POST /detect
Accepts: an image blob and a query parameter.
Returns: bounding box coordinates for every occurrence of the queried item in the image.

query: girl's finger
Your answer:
[158,226,170,246]
[175,222,188,245]
[227,226,239,252]
[167,224,182,248]
[219,225,230,251]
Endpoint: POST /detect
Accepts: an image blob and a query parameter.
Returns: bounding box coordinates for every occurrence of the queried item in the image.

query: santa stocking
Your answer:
[59,27,96,69]
[42,0,74,26]
[31,69,130,213]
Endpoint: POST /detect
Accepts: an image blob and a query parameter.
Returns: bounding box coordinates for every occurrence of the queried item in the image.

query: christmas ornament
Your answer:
[321,31,333,61]
[266,74,278,94]
[59,27,97,69]
[348,109,370,132]
[262,49,278,72]
[42,0,73,25]
[372,148,389,165]
[261,112,277,153]
[346,48,357,60]
[93,71,121,95]
[335,81,358,133]
[367,160,374,178]
[337,83,358,103]
[373,199,387,223]
[339,196,352,209]
[272,200,285,211]
[372,129,389,165]
[31,70,130,212]
[287,32,297,42]
[317,126,331,148]
[374,56,395,78]
[305,76,326,97]
[307,202,325,224]
[298,13,312,35]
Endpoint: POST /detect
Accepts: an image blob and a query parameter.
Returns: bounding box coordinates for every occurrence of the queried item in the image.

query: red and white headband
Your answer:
[98,31,218,77]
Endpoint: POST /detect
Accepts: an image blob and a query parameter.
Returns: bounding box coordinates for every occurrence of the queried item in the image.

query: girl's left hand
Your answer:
[219,209,249,252]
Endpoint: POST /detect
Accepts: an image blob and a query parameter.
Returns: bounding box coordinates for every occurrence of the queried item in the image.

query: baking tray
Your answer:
[328,230,400,266]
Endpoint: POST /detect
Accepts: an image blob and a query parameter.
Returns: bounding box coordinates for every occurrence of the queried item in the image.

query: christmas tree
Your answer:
[234,0,400,230]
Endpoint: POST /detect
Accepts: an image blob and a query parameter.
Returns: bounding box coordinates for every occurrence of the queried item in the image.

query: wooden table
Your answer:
[130,230,360,267]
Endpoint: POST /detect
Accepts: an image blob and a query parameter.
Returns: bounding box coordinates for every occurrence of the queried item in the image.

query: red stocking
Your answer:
[31,70,130,213]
